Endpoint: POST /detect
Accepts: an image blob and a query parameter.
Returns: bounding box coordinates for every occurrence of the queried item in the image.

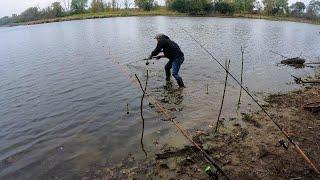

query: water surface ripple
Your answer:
[0,16,319,179]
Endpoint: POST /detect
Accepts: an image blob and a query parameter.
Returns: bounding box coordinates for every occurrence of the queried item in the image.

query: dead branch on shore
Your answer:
[291,75,320,84]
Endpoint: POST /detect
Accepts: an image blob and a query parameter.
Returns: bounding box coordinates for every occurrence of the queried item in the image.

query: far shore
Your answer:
[2,9,320,28]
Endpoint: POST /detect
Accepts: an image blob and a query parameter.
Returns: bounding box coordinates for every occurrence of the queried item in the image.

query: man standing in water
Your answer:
[149,34,185,88]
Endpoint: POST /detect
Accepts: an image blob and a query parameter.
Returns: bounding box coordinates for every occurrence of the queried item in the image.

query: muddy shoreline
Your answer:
[80,85,320,180]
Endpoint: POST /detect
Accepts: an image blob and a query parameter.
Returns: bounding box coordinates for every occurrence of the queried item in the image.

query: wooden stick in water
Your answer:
[238,46,245,106]
[206,84,209,95]
[127,103,129,114]
[215,59,231,133]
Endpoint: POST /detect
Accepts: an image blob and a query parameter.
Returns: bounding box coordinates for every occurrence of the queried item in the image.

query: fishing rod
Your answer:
[180,27,320,174]
[120,56,162,66]
[108,49,231,179]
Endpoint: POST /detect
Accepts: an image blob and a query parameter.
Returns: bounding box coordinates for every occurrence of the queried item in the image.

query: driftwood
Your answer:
[281,57,306,65]
[270,50,320,66]
[270,50,307,65]
[303,102,320,112]
[291,75,320,84]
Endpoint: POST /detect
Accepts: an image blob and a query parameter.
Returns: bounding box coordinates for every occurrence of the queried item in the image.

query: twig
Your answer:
[237,46,245,107]
[215,59,231,133]
[270,50,288,59]
[206,84,209,95]
[299,52,303,58]
[135,71,149,159]
[126,103,129,114]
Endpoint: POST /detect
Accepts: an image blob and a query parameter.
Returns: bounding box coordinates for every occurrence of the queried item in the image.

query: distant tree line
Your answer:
[0,2,65,25]
[213,0,320,19]
[1,0,320,25]
[166,0,320,17]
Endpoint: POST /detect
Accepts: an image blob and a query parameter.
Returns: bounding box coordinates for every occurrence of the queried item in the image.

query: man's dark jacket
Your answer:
[151,38,184,59]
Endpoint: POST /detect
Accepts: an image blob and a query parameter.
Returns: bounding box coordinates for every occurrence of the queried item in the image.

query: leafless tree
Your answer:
[124,0,132,9]
[63,0,71,12]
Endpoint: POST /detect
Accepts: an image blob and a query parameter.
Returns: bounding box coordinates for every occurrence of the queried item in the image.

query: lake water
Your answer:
[0,16,319,179]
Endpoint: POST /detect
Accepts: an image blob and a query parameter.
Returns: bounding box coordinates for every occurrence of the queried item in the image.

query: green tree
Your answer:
[168,0,212,14]
[42,6,54,18]
[234,0,255,13]
[71,0,88,13]
[307,0,320,18]
[91,0,104,12]
[214,1,235,14]
[135,0,155,10]
[263,0,288,15]
[263,0,275,15]
[0,16,11,25]
[19,7,42,22]
[52,2,64,17]
[273,0,288,15]
[167,0,186,12]
[290,1,305,16]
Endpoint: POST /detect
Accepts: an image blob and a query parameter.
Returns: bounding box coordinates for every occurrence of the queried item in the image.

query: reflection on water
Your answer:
[0,16,319,179]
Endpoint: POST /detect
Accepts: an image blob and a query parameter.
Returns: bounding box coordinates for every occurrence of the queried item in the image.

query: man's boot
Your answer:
[177,77,185,88]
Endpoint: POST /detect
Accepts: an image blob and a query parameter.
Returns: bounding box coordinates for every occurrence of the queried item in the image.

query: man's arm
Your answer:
[154,54,166,59]
[149,41,165,59]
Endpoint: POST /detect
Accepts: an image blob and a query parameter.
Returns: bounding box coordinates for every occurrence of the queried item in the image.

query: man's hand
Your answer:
[155,55,165,59]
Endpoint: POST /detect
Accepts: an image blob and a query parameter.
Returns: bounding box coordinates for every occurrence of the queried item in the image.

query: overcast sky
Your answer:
[0,0,312,17]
